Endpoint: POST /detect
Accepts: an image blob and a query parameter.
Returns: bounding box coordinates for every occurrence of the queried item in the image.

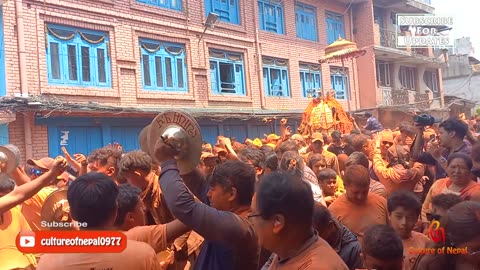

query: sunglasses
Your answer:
[30,168,45,177]
[382,141,394,147]
[426,213,442,222]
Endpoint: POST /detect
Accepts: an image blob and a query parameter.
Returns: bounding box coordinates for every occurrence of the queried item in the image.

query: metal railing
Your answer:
[378,28,431,57]
[415,93,430,110]
[382,88,409,106]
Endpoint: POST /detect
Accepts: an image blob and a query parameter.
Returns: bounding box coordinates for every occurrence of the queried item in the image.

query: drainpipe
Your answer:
[16,0,32,159]
[15,0,28,96]
[23,112,33,160]
[253,1,266,110]
[349,5,359,111]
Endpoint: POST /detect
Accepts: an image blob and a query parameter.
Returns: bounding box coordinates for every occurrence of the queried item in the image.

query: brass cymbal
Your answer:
[40,188,72,231]
[139,125,151,154]
[145,110,202,175]
[0,144,20,174]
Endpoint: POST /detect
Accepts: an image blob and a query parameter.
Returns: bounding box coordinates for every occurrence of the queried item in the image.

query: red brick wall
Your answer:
[352,1,377,109]
[4,0,364,158]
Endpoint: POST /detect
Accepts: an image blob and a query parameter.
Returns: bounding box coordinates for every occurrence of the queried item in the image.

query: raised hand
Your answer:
[51,156,68,177]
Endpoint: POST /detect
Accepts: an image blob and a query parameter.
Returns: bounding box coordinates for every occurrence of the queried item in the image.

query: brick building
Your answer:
[354,0,446,127]
[0,0,444,161]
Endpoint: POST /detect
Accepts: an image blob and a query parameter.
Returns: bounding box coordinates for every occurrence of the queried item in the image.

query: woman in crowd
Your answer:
[420,153,480,233]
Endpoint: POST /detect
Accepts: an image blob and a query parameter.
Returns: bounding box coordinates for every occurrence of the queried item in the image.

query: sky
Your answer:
[432,0,479,58]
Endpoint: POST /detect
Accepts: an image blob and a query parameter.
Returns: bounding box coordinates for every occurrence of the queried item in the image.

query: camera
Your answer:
[414,114,436,127]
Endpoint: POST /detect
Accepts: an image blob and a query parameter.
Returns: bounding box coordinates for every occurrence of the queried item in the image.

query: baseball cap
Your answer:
[27,157,54,170]
[311,132,324,143]
[291,134,304,141]
[267,134,280,141]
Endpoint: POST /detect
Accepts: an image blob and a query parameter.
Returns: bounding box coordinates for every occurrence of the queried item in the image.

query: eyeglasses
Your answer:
[29,168,45,177]
[382,141,394,147]
[426,213,442,222]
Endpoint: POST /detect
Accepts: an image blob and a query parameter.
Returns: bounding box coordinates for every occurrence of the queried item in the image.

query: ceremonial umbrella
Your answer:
[319,37,366,114]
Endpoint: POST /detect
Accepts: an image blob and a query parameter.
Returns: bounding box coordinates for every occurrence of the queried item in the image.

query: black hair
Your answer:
[0,176,15,195]
[259,145,274,154]
[445,201,480,246]
[363,224,403,260]
[347,134,370,153]
[447,153,473,171]
[343,164,370,187]
[118,150,152,179]
[345,151,369,169]
[67,172,119,228]
[275,141,298,155]
[279,151,304,179]
[237,147,266,169]
[431,193,463,210]
[317,168,337,181]
[307,153,326,169]
[114,184,142,227]
[312,203,333,232]
[399,122,416,135]
[387,190,422,217]
[209,160,256,206]
[439,118,468,139]
[331,130,342,141]
[365,112,372,118]
[256,171,314,226]
[264,154,279,172]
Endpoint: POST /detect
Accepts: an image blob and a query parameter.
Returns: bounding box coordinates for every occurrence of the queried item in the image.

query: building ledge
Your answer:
[0,95,303,120]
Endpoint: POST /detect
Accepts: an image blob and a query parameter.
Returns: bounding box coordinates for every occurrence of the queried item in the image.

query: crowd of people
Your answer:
[1,113,480,270]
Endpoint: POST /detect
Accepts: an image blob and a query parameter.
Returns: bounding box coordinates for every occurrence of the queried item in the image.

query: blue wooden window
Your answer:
[0,8,5,96]
[326,11,345,44]
[209,50,246,95]
[205,0,240,25]
[330,66,348,100]
[295,3,317,41]
[300,63,322,98]
[137,0,182,11]
[263,57,290,97]
[258,0,284,34]
[0,124,8,145]
[140,39,187,92]
[46,24,111,87]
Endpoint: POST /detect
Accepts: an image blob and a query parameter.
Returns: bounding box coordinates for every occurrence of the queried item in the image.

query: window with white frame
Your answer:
[46,24,111,87]
[399,66,417,90]
[209,50,246,95]
[263,57,290,97]
[140,39,187,91]
[299,63,322,98]
[376,61,392,87]
[424,70,439,93]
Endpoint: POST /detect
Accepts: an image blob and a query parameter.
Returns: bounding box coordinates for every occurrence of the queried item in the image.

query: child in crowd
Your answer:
[317,168,341,206]
[387,191,429,270]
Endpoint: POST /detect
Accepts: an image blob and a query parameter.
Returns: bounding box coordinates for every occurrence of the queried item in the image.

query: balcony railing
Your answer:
[379,28,399,50]
[415,93,430,110]
[382,88,432,109]
[382,88,409,106]
[378,28,432,57]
